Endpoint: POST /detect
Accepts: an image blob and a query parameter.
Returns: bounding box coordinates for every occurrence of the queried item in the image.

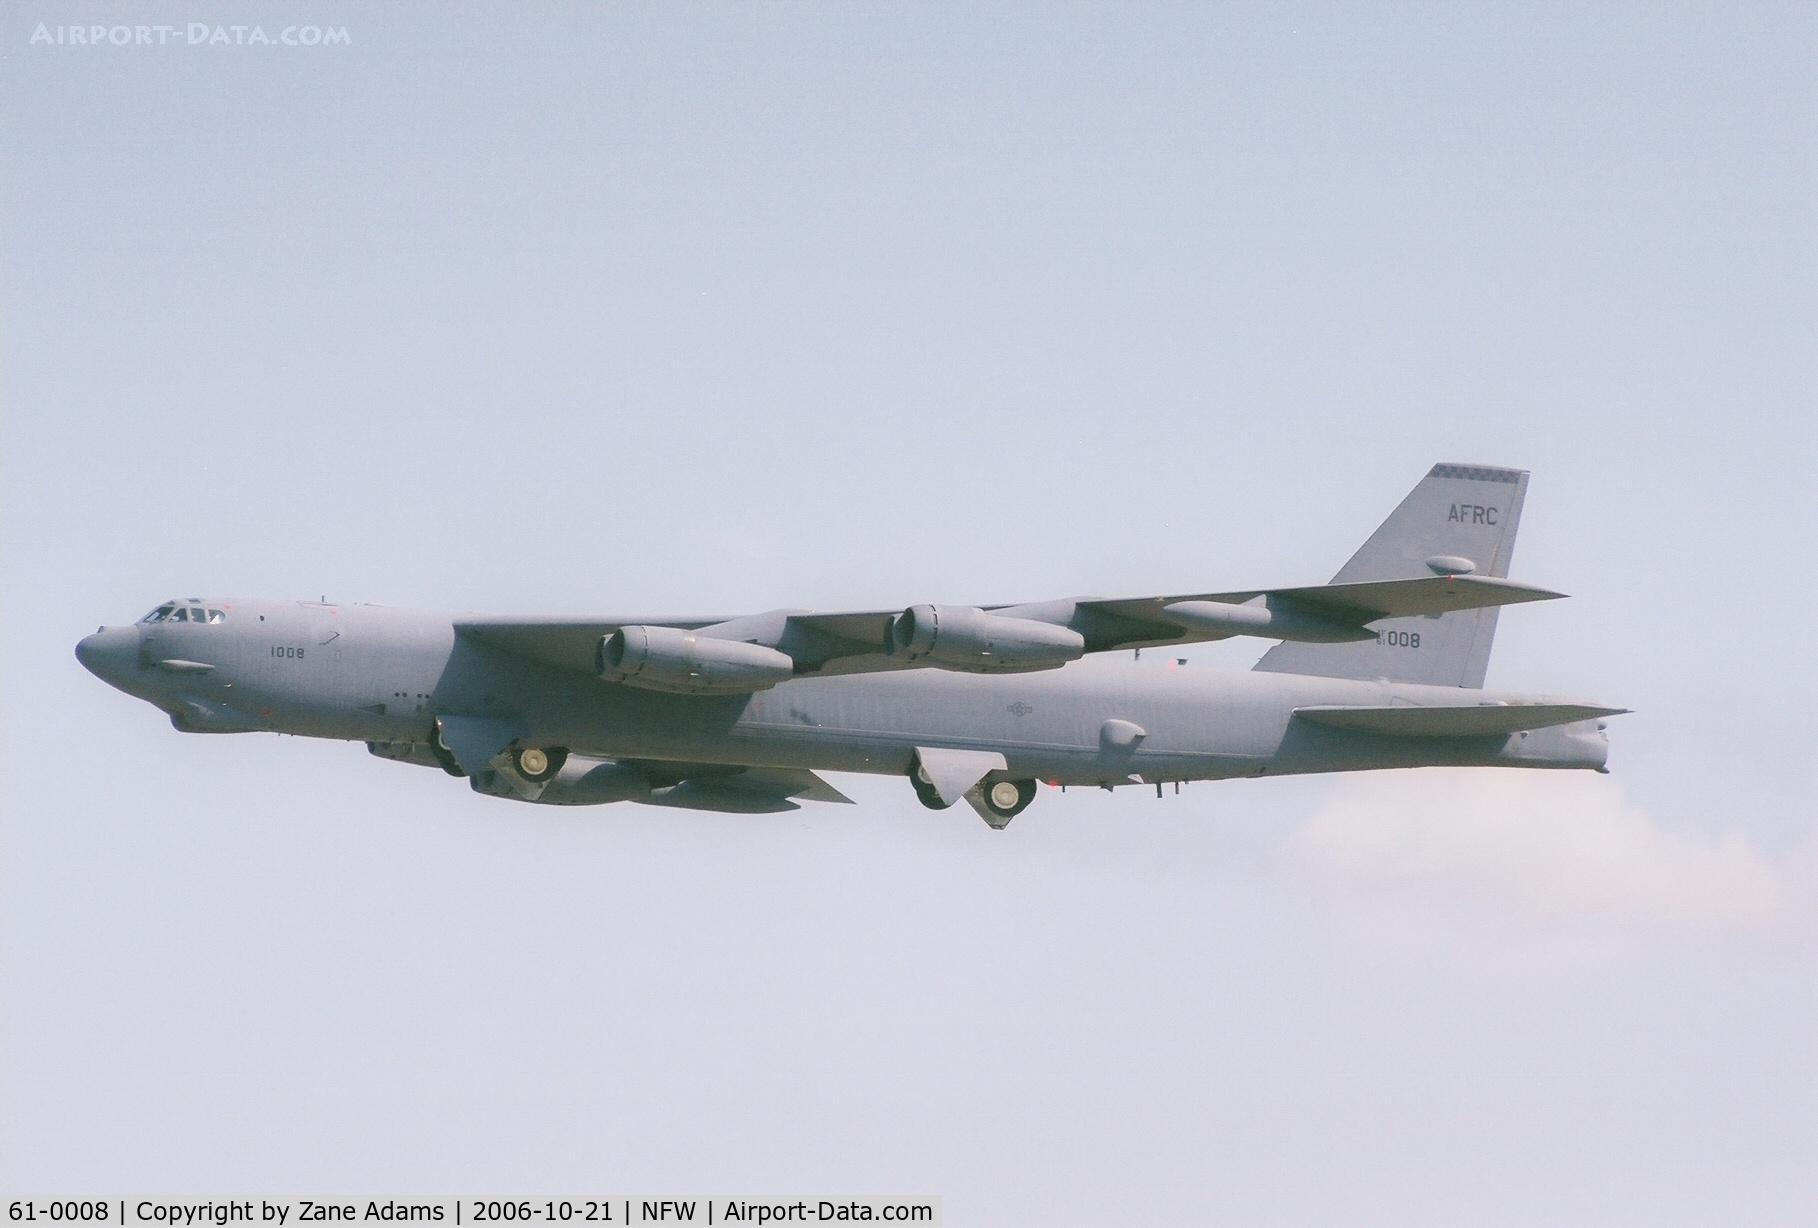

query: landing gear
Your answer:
[975,778,1036,826]
[908,751,1036,827]
[513,746,567,783]
[429,722,464,777]
[910,763,948,810]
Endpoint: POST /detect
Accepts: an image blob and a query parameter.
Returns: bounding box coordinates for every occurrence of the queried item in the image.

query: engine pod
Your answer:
[598,625,796,694]
[892,605,1085,672]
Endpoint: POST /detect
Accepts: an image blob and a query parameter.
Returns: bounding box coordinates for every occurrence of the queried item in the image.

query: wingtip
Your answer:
[1467,576,1568,601]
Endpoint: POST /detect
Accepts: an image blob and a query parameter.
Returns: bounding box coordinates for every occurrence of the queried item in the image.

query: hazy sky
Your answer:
[5,3,1813,1223]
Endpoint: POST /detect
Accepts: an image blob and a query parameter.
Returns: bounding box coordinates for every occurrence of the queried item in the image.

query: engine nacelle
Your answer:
[891,605,1085,672]
[598,624,796,694]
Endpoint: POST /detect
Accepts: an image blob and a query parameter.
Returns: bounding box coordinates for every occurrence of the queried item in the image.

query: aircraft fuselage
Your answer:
[77,597,1610,796]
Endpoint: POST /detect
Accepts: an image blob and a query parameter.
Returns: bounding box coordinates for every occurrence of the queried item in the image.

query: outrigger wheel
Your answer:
[978,778,1037,822]
[513,746,568,784]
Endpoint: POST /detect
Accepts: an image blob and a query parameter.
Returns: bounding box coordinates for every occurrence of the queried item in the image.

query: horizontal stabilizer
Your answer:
[1294,702,1628,737]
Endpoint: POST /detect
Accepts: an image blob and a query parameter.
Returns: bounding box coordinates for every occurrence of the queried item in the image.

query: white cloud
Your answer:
[1292,769,1813,936]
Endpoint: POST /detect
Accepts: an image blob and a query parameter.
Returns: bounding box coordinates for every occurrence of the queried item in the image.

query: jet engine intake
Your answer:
[891,605,1085,671]
[598,625,796,694]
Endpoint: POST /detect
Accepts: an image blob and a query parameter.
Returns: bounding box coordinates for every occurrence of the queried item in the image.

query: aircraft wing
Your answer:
[453,574,1567,689]
[625,761,854,812]
[1075,574,1564,640]
[942,574,1561,656]
[455,614,733,673]
[454,610,901,676]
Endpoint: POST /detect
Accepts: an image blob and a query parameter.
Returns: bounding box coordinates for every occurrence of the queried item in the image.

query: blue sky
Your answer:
[5,4,1813,1223]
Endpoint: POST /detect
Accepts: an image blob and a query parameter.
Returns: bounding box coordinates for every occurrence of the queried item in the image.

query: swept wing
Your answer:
[453,572,1562,690]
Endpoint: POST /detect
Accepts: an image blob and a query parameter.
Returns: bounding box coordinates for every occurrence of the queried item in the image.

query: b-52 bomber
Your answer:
[78,463,1625,827]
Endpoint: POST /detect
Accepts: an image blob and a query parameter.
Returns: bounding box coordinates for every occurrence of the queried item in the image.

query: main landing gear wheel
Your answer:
[979,778,1037,822]
[513,746,567,783]
[910,763,949,810]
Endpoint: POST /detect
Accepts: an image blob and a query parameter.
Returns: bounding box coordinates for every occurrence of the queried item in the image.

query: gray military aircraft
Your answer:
[77,463,1624,827]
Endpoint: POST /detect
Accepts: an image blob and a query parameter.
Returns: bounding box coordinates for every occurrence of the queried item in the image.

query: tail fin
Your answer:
[1254,463,1530,688]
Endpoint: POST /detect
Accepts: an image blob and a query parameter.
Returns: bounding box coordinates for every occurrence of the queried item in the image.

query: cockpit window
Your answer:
[139,602,225,624]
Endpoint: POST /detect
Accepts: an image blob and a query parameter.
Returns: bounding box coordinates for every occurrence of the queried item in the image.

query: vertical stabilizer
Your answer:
[1254,463,1530,687]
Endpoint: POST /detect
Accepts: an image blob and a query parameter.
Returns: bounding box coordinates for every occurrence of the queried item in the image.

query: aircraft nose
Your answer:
[76,625,141,687]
